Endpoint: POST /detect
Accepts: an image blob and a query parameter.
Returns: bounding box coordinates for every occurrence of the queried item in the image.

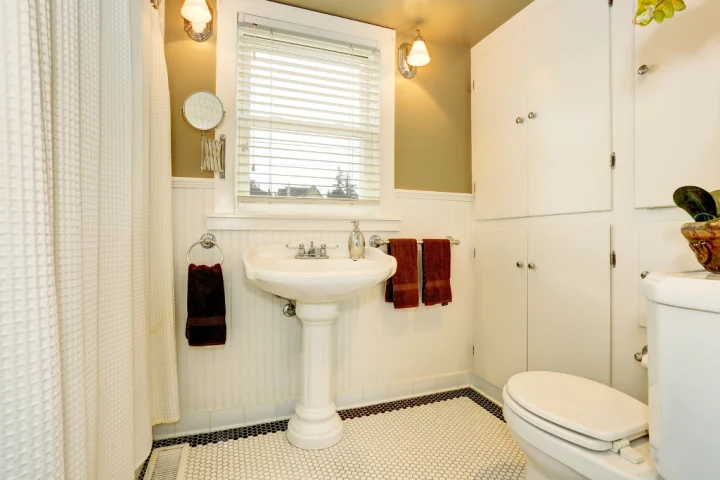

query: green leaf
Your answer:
[673,186,718,221]
[653,8,666,23]
[634,1,656,26]
[711,190,720,212]
[660,2,675,19]
[672,0,686,12]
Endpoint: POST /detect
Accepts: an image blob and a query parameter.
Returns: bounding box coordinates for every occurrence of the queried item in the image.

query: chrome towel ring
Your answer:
[187,233,224,265]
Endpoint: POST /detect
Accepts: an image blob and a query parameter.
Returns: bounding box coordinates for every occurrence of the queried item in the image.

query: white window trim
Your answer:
[214,0,396,219]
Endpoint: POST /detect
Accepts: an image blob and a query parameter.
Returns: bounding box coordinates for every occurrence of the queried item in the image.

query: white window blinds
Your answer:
[236,20,381,201]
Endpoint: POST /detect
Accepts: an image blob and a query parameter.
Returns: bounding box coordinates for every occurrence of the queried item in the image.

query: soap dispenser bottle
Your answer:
[348,220,365,261]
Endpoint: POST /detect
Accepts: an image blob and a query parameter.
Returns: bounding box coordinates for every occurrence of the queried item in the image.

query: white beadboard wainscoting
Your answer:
[155,179,475,439]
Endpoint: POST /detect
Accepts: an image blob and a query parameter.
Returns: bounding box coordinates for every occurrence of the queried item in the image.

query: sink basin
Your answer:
[243,242,397,450]
[244,244,397,303]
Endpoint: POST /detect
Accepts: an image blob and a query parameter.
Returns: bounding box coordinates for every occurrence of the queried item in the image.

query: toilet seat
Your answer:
[504,372,649,463]
[503,400,658,480]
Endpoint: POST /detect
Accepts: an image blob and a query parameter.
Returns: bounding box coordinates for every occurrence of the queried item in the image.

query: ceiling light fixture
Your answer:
[398,29,431,79]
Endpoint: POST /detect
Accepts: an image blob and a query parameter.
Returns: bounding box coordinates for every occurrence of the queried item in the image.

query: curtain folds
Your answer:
[0,1,179,478]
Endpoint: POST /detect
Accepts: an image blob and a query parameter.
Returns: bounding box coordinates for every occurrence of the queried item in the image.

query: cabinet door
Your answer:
[474,228,528,389]
[527,224,611,385]
[635,0,720,208]
[472,33,528,220]
[525,0,612,217]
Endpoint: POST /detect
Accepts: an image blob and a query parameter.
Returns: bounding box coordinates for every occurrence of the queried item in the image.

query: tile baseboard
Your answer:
[156,371,471,440]
[470,373,504,406]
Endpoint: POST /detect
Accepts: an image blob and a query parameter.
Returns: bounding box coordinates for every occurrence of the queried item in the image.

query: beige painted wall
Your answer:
[394,34,471,193]
[166,0,217,178]
[165,1,472,193]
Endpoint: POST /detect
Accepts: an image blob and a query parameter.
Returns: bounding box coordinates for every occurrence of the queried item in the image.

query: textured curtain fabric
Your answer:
[147,1,181,426]
[0,1,179,478]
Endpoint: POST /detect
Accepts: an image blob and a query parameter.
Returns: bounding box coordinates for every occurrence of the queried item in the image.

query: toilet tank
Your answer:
[641,272,720,480]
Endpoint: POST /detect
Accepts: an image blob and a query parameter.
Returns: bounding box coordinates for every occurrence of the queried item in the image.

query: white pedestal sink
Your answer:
[244,243,396,450]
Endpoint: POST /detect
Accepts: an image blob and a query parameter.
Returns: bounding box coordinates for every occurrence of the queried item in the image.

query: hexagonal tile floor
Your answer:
[144,389,527,479]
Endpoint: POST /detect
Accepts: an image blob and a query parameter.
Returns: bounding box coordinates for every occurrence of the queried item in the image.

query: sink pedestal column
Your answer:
[287,301,343,450]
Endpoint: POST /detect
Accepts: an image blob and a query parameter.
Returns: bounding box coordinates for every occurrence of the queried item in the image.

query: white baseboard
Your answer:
[155,371,471,440]
[470,374,504,407]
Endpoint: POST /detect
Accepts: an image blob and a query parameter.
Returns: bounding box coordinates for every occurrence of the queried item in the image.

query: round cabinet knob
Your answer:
[527,112,536,119]
[638,65,649,76]
[516,117,524,124]
[516,261,524,268]
[527,262,536,270]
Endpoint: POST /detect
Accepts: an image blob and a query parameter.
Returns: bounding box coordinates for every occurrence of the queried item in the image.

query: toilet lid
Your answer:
[506,371,649,442]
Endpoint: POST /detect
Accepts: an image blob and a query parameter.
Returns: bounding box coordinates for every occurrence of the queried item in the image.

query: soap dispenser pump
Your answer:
[348,220,365,261]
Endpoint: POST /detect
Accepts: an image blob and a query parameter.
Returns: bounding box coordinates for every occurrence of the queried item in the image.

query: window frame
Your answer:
[214,0,395,217]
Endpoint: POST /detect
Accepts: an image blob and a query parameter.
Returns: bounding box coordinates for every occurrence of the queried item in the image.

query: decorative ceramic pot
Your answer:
[681,220,720,274]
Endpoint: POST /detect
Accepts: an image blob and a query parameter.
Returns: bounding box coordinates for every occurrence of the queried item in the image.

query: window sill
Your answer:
[206,212,401,232]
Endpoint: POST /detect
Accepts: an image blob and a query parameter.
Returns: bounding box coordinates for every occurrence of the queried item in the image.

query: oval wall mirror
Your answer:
[182,91,225,132]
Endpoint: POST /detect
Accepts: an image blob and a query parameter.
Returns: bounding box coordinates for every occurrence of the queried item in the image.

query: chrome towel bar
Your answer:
[187,233,224,265]
[369,235,460,248]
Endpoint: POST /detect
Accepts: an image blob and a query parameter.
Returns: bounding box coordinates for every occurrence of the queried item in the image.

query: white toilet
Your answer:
[503,271,720,480]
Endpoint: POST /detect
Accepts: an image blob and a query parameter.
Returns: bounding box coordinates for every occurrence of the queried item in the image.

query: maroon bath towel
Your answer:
[422,239,452,306]
[385,239,420,309]
[186,263,226,346]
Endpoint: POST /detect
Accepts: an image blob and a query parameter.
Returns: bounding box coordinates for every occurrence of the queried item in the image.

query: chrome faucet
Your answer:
[348,220,365,261]
[295,241,329,259]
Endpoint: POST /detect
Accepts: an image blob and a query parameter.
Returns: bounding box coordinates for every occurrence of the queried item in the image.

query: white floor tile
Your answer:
[181,397,526,479]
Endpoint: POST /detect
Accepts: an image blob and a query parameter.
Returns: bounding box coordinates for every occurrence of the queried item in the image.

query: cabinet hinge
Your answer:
[472,345,475,356]
[611,250,617,268]
[611,152,616,169]
[473,248,476,259]
[473,182,476,194]
[472,80,475,91]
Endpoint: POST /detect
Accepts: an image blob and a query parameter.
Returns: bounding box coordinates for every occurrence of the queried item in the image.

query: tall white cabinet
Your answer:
[634,0,720,208]
[472,0,612,220]
[471,0,614,391]
[474,225,612,389]
[471,0,720,403]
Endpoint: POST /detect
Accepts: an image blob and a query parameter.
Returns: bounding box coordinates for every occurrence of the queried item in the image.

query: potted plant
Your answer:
[674,186,720,274]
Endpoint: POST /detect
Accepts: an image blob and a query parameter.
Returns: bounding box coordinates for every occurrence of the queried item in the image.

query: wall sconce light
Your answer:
[398,29,431,79]
[181,0,213,42]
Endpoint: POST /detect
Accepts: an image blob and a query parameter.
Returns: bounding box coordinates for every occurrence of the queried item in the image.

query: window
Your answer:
[236,20,381,203]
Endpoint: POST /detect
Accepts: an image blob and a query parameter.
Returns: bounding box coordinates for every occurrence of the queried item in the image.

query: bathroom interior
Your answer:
[3,0,720,478]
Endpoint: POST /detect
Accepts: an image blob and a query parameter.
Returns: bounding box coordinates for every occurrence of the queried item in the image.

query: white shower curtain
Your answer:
[0,0,179,478]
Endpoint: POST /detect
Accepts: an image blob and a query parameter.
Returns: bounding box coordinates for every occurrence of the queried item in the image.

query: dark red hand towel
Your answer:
[186,263,227,346]
[422,239,452,306]
[385,239,419,309]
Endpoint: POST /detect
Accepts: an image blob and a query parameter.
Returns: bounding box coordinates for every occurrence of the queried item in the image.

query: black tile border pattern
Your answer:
[139,387,503,478]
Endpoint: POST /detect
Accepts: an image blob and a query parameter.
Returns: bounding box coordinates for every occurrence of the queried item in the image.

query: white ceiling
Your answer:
[269,0,534,47]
